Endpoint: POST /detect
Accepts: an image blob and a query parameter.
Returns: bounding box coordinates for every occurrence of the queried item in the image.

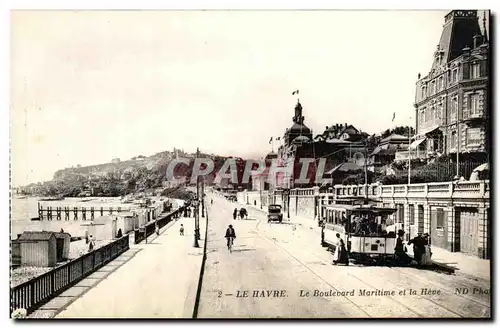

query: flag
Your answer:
[392,112,396,122]
[292,90,299,95]
[269,137,273,144]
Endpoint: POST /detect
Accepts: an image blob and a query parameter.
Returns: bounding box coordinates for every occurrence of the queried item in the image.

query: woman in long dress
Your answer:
[420,233,433,266]
[333,233,349,265]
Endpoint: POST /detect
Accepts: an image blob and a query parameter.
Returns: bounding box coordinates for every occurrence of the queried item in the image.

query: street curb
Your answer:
[192,208,209,319]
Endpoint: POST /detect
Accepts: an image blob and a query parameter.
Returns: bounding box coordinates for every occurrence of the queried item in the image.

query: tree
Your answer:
[381,126,415,139]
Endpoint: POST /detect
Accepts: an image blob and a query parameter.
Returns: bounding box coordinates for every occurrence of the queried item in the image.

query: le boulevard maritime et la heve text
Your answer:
[299,288,443,297]
[233,288,445,298]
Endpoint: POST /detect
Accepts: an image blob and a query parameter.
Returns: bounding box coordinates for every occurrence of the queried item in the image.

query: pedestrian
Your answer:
[233,208,238,220]
[420,233,433,266]
[394,230,411,265]
[155,223,160,236]
[408,233,426,265]
[180,224,184,236]
[116,228,123,238]
[333,233,349,265]
[88,235,95,252]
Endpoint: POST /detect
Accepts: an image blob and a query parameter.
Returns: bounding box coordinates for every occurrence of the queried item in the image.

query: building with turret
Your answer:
[413,10,489,163]
[276,101,369,188]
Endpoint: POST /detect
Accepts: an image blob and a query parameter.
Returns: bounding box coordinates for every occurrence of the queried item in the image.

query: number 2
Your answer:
[217,291,222,298]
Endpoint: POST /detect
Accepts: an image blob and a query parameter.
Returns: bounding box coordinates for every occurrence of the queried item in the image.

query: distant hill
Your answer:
[51,150,242,184]
[53,150,188,180]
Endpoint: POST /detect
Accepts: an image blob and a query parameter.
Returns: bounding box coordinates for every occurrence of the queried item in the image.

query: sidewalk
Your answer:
[406,245,490,281]
[39,215,207,318]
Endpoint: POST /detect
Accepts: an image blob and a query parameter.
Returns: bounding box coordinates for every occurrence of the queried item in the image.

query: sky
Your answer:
[10,10,489,185]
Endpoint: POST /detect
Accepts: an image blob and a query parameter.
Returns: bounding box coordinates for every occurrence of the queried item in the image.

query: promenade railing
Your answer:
[133,208,180,244]
[10,235,130,315]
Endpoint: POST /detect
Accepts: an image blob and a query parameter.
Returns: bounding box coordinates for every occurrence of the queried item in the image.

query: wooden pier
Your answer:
[37,204,129,221]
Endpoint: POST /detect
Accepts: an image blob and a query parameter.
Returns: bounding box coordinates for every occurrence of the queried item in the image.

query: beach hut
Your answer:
[113,212,137,234]
[16,231,70,267]
[81,217,115,242]
[54,232,71,260]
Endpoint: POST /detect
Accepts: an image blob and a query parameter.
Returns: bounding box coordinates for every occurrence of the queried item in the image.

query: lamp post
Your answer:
[286,189,290,219]
[193,148,201,248]
[201,175,205,218]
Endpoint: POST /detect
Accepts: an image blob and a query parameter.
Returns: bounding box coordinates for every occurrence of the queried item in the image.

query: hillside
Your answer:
[53,150,195,180]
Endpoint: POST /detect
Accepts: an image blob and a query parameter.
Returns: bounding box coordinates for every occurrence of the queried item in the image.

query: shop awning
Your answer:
[409,138,426,150]
[420,125,441,135]
[325,162,363,175]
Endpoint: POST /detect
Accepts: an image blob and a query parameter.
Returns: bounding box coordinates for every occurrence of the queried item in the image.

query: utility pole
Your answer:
[260,178,263,209]
[456,103,460,178]
[364,145,368,198]
[194,148,200,248]
[408,127,411,185]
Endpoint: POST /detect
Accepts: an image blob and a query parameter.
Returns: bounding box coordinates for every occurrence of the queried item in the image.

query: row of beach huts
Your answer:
[11,198,182,268]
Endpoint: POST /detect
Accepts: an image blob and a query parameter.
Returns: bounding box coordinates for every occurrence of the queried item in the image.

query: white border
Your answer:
[1,1,498,327]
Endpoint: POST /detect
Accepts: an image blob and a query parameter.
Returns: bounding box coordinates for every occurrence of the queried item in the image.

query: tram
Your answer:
[321,196,400,262]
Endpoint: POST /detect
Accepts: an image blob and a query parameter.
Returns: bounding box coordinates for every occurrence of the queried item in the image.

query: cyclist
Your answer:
[225,224,236,250]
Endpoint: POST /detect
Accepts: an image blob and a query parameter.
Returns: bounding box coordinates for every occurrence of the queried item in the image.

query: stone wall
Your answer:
[292,196,315,218]
[237,190,269,208]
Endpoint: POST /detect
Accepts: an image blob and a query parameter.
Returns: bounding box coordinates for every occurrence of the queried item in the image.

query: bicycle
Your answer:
[227,237,234,253]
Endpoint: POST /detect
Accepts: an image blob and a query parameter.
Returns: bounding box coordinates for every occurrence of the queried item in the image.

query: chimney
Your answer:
[345,123,347,129]
[473,34,483,48]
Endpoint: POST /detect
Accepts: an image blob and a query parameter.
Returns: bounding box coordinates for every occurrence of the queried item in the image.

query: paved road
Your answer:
[197,195,491,318]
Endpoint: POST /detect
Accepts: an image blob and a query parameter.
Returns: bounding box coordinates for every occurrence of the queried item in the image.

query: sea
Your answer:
[10,196,129,240]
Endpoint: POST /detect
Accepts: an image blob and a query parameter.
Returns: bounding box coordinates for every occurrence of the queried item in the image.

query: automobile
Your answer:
[267,204,283,223]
